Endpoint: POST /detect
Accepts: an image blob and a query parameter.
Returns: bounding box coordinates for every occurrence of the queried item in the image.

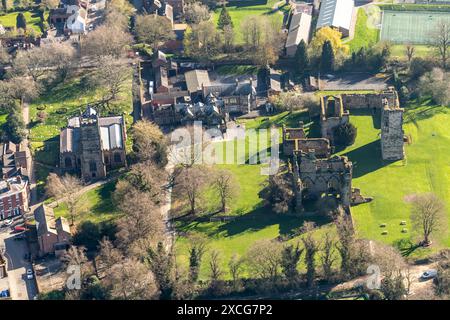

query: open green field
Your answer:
[174,110,337,280]
[380,10,450,44]
[0,10,42,34]
[175,97,450,277]
[211,0,285,44]
[390,44,433,59]
[338,102,450,258]
[53,181,122,225]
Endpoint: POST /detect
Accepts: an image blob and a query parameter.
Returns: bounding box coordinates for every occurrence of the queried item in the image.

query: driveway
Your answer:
[0,227,38,300]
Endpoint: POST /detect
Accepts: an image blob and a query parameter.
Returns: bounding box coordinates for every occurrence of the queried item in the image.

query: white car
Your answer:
[420,269,437,280]
[26,269,34,280]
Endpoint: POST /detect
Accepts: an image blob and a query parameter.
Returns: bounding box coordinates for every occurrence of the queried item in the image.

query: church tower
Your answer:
[79,108,106,181]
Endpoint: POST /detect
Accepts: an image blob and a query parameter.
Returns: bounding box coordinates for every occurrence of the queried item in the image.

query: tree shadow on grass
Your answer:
[91,182,117,215]
[213,206,330,238]
[341,140,390,178]
[393,238,422,257]
[228,0,268,8]
[33,137,60,167]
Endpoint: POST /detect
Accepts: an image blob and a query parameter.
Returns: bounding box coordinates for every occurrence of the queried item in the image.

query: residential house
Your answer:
[1,142,29,179]
[0,176,29,220]
[34,205,71,257]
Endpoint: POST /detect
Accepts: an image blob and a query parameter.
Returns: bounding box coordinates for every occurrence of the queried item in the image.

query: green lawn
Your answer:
[175,98,450,277]
[174,110,336,280]
[211,0,285,44]
[390,44,433,59]
[53,181,122,225]
[337,102,450,258]
[347,8,380,52]
[0,10,42,35]
[28,71,133,183]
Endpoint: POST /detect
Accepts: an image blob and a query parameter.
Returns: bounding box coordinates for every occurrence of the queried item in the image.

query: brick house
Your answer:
[34,205,72,257]
[0,176,29,221]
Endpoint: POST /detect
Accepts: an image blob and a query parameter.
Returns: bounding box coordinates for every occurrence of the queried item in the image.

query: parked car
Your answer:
[420,269,437,280]
[26,269,34,280]
[0,289,10,298]
[3,219,13,227]
[13,226,26,233]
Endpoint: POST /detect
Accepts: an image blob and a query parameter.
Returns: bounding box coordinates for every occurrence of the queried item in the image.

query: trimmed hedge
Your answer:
[379,4,450,12]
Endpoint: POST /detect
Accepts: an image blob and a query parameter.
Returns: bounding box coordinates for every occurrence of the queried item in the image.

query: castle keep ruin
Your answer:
[320,88,405,161]
[284,88,404,213]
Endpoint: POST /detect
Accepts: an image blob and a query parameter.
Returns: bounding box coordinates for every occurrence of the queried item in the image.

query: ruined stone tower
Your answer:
[381,98,405,161]
[79,113,107,181]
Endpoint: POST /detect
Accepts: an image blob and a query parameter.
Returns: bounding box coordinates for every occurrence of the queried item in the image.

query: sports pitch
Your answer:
[380,10,450,44]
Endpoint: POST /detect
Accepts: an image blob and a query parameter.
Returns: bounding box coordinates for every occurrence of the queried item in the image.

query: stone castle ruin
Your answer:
[320,87,405,161]
[283,88,404,213]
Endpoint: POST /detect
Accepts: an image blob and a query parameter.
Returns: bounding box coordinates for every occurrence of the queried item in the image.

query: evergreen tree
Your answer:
[217,5,233,30]
[5,106,26,144]
[320,40,334,73]
[16,12,27,30]
[189,247,201,283]
[281,243,303,282]
[146,242,174,300]
[294,39,309,77]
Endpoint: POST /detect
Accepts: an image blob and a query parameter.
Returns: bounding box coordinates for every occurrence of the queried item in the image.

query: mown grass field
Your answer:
[346,101,450,258]
[174,110,336,280]
[0,10,42,34]
[174,97,450,278]
[53,181,122,225]
[347,8,380,52]
[211,0,285,44]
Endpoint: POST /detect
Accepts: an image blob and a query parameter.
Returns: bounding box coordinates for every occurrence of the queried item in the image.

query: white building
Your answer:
[316,0,354,37]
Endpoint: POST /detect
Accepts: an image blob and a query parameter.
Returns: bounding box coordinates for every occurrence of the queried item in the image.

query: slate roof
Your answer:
[316,0,354,31]
[185,70,211,93]
[286,12,312,48]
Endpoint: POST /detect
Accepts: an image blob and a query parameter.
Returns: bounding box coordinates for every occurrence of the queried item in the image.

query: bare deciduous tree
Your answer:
[46,173,83,225]
[116,190,165,256]
[410,193,446,246]
[175,166,210,215]
[81,25,132,59]
[213,169,238,212]
[246,239,283,281]
[228,253,244,290]
[430,21,450,69]
[135,14,176,50]
[88,56,131,107]
[321,232,337,282]
[105,258,158,299]
[405,43,415,65]
[131,119,168,165]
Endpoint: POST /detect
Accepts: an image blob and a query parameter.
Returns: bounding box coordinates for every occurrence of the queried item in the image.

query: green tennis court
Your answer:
[380,10,450,44]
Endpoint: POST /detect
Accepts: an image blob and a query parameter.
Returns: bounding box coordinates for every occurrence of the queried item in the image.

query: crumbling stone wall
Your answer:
[341,88,399,110]
[292,151,353,213]
[381,104,405,161]
[320,95,350,142]
[282,123,331,158]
